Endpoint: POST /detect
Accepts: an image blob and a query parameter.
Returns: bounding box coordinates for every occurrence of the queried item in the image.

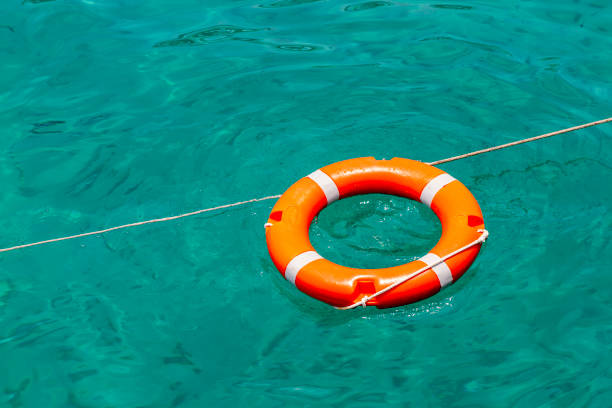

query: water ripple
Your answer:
[344,1,393,12]
[31,120,65,134]
[258,0,322,8]
[431,4,473,10]
[311,195,439,268]
[154,25,268,48]
[274,43,322,52]
[154,25,328,53]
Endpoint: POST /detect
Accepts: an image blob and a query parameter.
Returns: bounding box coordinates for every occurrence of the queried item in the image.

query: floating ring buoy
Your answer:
[265,157,486,309]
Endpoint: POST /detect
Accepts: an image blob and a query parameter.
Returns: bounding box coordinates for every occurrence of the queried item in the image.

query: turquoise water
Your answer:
[1,0,611,406]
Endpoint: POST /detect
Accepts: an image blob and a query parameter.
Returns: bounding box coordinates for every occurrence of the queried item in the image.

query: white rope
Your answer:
[335,229,490,310]
[426,117,612,166]
[0,117,609,253]
[0,195,280,253]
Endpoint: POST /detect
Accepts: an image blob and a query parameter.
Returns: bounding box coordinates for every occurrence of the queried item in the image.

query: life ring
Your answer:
[265,157,487,309]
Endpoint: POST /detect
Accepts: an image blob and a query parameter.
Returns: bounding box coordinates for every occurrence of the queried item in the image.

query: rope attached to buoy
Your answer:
[0,195,280,253]
[0,117,610,254]
[427,117,612,166]
[336,229,489,310]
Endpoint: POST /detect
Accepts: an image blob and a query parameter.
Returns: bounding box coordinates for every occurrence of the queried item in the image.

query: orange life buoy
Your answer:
[265,157,486,309]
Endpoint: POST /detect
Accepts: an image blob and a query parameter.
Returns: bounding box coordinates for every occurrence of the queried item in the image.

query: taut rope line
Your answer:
[0,117,610,254]
[0,195,281,253]
[336,229,490,309]
[427,117,612,166]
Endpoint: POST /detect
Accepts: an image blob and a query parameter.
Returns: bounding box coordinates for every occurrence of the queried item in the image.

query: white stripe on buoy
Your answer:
[420,173,456,207]
[284,251,323,285]
[419,252,453,288]
[307,169,340,204]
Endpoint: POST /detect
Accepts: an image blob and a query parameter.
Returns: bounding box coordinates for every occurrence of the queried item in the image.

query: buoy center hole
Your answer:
[309,194,441,269]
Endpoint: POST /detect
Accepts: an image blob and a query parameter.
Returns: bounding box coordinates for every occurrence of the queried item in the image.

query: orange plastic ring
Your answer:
[265,157,485,309]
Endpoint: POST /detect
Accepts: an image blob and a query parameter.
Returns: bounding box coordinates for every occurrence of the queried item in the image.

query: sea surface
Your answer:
[1,0,611,406]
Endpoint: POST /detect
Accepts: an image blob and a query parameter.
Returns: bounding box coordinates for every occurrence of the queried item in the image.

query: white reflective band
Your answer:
[419,253,453,288]
[307,169,340,204]
[284,251,323,285]
[420,173,456,207]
